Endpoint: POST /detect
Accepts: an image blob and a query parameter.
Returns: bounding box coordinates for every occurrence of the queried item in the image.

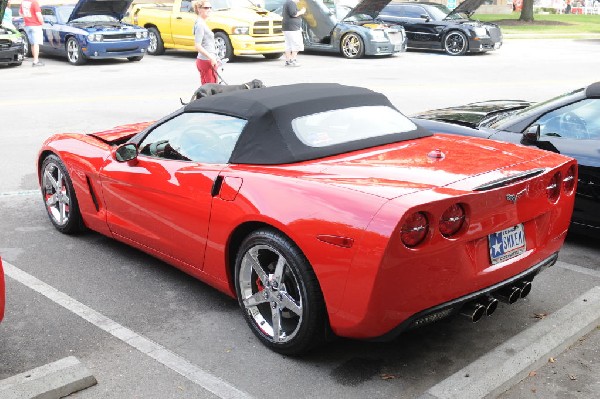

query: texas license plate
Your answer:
[489,224,526,264]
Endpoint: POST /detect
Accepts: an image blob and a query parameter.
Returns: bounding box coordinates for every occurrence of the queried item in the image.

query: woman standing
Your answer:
[193,0,218,84]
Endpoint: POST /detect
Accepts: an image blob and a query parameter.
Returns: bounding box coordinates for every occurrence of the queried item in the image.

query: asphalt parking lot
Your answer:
[1,38,599,399]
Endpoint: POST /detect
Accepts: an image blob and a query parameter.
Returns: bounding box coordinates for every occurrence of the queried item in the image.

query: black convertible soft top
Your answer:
[183,83,431,165]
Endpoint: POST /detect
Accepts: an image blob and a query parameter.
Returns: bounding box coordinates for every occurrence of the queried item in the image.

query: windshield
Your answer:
[212,0,260,10]
[488,88,585,129]
[427,4,468,21]
[292,106,417,147]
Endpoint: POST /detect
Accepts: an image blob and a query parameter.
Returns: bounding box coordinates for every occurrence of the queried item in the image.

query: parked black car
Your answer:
[377,0,502,55]
[413,82,600,236]
[0,0,25,66]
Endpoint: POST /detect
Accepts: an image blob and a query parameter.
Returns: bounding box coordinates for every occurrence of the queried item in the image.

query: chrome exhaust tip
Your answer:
[483,296,499,316]
[460,302,486,323]
[496,286,522,304]
[517,281,532,298]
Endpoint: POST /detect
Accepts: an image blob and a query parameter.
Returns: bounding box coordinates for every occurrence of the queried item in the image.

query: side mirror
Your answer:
[420,14,430,21]
[522,124,540,143]
[114,143,139,164]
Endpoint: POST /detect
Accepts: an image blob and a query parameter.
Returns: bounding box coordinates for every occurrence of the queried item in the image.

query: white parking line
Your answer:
[419,286,600,399]
[0,190,39,197]
[2,261,253,399]
[557,260,600,279]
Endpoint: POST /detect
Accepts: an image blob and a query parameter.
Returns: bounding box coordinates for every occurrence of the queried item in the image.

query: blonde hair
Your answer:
[192,0,211,13]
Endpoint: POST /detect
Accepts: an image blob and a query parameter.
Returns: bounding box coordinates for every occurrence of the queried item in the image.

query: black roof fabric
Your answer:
[184,83,432,165]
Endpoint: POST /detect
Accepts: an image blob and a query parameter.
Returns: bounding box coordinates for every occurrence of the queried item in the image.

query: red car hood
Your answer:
[309,134,552,199]
[89,121,153,144]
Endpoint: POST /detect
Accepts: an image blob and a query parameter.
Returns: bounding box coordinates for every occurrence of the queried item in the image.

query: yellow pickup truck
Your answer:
[128,0,284,59]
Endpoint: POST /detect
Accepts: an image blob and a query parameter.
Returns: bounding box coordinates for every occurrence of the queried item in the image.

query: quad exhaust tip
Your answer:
[517,280,532,298]
[459,281,532,323]
[496,286,522,304]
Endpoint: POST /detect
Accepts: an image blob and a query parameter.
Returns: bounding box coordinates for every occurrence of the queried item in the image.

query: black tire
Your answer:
[444,30,468,56]
[340,32,365,59]
[40,155,85,234]
[21,31,31,58]
[66,37,86,65]
[263,52,283,60]
[147,27,165,55]
[127,55,144,62]
[234,229,327,355]
[214,32,233,61]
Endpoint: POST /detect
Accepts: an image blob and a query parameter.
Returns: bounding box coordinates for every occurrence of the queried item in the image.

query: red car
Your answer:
[37,83,576,355]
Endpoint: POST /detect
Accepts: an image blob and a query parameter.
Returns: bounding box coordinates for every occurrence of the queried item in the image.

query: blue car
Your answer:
[17,0,150,65]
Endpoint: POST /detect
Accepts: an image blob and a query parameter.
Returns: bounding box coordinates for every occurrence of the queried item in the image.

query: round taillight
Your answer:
[439,203,465,237]
[401,212,429,248]
[546,172,561,203]
[563,164,576,194]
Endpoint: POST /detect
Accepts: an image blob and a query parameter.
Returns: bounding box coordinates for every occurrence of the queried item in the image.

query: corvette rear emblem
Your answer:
[506,188,527,204]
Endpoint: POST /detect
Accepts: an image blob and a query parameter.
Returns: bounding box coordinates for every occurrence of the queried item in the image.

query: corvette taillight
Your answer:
[439,203,465,237]
[563,164,576,194]
[546,172,561,203]
[401,212,429,248]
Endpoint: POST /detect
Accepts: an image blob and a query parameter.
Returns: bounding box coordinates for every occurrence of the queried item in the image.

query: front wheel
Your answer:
[66,37,86,65]
[341,32,365,59]
[214,32,233,61]
[444,31,468,56]
[235,229,327,355]
[21,31,31,58]
[147,27,165,55]
[40,155,85,234]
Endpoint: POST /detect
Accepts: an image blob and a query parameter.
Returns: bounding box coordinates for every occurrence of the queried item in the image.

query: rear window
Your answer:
[291,105,417,147]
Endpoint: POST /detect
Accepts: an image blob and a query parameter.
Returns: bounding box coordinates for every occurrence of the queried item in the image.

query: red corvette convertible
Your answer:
[37,83,576,355]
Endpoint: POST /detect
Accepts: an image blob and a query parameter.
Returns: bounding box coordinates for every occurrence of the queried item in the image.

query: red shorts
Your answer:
[196,59,218,85]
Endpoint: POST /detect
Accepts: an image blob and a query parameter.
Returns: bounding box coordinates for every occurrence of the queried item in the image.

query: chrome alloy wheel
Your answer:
[238,244,303,343]
[67,39,80,64]
[148,31,158,53]
[42,161,71,227]
[341,33,364,59]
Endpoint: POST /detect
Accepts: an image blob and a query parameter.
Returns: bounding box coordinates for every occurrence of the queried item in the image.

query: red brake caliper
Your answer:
[256,277,264,292]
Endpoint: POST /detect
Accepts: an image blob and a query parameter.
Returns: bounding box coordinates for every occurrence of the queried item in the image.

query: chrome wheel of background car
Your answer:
[341,33,364,59]
[66,38,86,65]
[40,155,84,234]
[444,31,468,56]
[235,229,327,355]
[147,27,165,55]
[20,31,31,58]
[214,32,233,61]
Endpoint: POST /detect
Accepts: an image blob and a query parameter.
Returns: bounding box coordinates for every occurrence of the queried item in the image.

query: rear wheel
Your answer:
[147,27,165,55]
[40,155,85,234]
[214,32,233,61]
[444,31,468,56]
[341,32,365,59]
[235,229,327,355]
[66,37,86,65]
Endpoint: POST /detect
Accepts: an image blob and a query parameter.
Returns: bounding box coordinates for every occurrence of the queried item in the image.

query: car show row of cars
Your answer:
[1,0,503,66]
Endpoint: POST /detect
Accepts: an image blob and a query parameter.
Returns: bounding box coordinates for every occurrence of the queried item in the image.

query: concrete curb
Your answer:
[419,286,600,399]
[0,356,97,399]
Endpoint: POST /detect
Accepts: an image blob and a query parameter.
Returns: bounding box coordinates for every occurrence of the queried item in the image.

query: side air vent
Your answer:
[474,168,545,192]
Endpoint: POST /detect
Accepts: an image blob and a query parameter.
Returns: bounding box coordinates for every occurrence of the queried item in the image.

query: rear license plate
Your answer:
[489,224,526,264]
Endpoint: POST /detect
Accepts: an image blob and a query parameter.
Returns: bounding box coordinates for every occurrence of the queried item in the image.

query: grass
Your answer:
[474,12,600,36]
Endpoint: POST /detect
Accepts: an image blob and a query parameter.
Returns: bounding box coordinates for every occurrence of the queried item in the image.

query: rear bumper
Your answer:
[373,252,558,341]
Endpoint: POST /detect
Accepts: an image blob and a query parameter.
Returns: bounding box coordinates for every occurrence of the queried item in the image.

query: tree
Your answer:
[520,0,535,21]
